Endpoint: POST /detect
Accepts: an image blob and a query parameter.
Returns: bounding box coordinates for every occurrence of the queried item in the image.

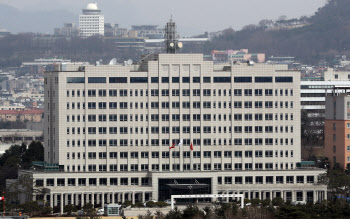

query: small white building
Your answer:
[79,3,104,38]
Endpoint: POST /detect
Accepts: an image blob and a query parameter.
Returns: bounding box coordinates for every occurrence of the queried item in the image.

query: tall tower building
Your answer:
[325,86,350,169]
[79,3,104,38]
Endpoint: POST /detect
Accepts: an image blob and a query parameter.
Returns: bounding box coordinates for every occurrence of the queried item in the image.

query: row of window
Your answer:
[38,174,313,188]
[64,88,294,97]
[66,113,294,124]
[67,150,294,160]
[66,101,294,110]
[65,138,294,147]
[66,125,293,134]
[64,162,295,172]
[217,175,314,184]
[65,76,293,84]
[38,177,150,187]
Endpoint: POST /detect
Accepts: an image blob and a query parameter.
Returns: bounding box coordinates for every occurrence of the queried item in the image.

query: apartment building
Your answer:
[14,53,326,214]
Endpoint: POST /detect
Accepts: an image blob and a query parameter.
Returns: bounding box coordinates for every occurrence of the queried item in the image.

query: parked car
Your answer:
[164,199,175,205]
[96,208,104,215]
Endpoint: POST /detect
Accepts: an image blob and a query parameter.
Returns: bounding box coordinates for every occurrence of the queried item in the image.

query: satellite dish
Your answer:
[178,42,183,48]
[127,59,133,65]
[109,58,117,65]
[170,42,175,48]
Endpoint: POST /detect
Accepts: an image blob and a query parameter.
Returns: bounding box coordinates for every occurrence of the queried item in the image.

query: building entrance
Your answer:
[158,178,211,203]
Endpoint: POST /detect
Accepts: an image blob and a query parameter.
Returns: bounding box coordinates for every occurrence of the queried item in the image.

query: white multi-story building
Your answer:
[13,53,326,214]
[79,3,104,38]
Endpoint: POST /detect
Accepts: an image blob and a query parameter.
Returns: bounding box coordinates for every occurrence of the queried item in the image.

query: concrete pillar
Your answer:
[81,193,84,208]
[60,193,64,215]
[303,190,307,202]
[86,193,89,205]
[50,194,53,209]
[324,190,327,202]
[97,193,100,205]
[107,193,110,204]
[292,191,296,202]
[132,192,135,205]
[91,193,95,207]
[76,193,79,206]
[65,193,68,206]
[101,192,105,206]
[54,193,58,206]
[112,193,115,204]
[71,194,74,206]
[313,191,317,204]
[33,195,36,201]
[142,192,145,203]
[122,192,125,203]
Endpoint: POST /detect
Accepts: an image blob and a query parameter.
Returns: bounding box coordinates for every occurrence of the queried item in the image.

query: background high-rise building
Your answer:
[79,3,104,38]
[325,87,350,169]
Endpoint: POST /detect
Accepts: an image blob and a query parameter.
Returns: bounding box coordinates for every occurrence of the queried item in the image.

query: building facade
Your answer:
[13,54,326,214]
[79,3,104,38]
[325,87,350,169]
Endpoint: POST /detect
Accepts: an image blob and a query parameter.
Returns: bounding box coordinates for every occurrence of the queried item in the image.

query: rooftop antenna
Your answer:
[164,16,182,53]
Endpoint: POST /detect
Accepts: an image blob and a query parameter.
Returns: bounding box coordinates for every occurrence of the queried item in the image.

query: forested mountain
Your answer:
[205,0,350,65]
[0,0,349,68]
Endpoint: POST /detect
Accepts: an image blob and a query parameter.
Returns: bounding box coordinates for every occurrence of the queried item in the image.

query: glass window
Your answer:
[67,77,85,83]
[275,77,293,83]
[151,77,159,83]
[109,77,127,83]
[88,77,106,83]
[214,77,231,83]
[234,77,252,83]
[162,77,169,83]
[172,77,179,83]
[203,77,211,83]
[255,77,272,83]
[130,77,148,83]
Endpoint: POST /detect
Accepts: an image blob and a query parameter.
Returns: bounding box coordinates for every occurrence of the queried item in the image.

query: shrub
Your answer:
[272,197,284,206]
[146,201,156,208]
[262,198,271,207]
[156,201,168,208]
[135,202,144,208]
[251,199,261,207]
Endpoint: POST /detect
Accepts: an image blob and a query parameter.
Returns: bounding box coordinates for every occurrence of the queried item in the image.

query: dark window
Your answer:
[193,77,200,83]
[276,77,293,83]
[172,77,179,83]
[214,77,231,83]
[88,77,106,83]
[130,77,148,83]
[234,77,252,83]
[203,77,211,83]
[67,77,85,83]
[255,77,273,83]
[182,77,190,83]
[109,77,127,83]
[162,77,169,83]
[151,77,159,83]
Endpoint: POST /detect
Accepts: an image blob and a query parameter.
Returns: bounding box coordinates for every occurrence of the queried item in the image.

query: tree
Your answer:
[272,197,284,207]
[19,201,41,216]
[145,201,156,208]
[251,199,261,207]
[165,207,182,219]
[21,141,44,168]
[182,205,204,219]
[64,204,77,215]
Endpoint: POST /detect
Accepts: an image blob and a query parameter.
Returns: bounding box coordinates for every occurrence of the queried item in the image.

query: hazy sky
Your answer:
[0,0,327,36]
